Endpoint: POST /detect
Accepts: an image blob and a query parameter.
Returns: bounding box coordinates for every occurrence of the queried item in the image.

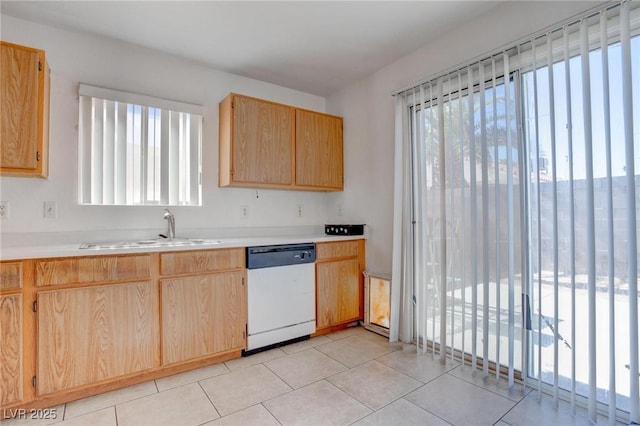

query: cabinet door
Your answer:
[0,294,23,406]
[316,259,359,329]
[0,42,49,177]
[231,95,294,185]
[295,109,343,190]
[37,282,159,395]
[161,272,246,365]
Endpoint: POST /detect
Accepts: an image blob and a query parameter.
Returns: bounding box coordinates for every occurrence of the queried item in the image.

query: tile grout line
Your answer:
[494,395,525,426]
[259,360,295,394]
[259,402,285,426]
[373,355,460,387]
[309,344,355,370]
[64,382,159,421]
[197,380,222,421]
[444,368,528,404]
[401,396,456,426]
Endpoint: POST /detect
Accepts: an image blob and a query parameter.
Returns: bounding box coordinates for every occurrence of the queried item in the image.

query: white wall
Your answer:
[0,14,329,237]
[326,1,603,273]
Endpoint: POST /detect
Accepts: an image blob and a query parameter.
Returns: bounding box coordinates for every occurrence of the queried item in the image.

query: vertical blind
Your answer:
[78,84,202,206]
[391,1,639,423]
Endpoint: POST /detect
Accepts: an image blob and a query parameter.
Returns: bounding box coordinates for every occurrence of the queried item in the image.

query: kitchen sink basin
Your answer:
[80,237,222,250]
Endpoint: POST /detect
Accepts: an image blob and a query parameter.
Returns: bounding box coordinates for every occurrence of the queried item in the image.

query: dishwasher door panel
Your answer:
[247,262,315,335]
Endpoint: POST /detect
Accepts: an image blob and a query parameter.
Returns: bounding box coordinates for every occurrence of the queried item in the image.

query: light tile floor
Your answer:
[2,326,623,426]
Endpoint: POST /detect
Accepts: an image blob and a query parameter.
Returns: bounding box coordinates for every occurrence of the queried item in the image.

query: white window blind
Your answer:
[522,4,640,421]
[392,1,639,423]
[78,84,202,206]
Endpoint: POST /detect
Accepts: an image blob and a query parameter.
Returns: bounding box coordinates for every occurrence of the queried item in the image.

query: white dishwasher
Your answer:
[245,243,316,354]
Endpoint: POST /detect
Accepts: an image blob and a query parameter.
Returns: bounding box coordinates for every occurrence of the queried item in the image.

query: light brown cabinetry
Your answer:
[160,248,246,365]
[161,273,245,365]
[0,262,23,291]
[0,294,23,406]
[0,260,30,409]
[0,41,50,178]
[219,94,294,188]
[32,253,158,397]
[160,248,244,276]
[219,93,343,191]
[295,109,343,190]
[37,281,160,395]
[35,255,150,287]
[0,247,246,412]
[315,240,365,333]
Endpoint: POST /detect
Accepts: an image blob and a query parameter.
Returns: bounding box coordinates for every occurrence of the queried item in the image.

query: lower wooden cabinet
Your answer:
[0,294,23,406]
[161,272,246,365]
[315,239,365,333]
[316,259,360,329]
[37,281,160,395]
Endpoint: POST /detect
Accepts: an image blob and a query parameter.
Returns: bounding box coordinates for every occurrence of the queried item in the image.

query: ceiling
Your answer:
[1,1,502,97]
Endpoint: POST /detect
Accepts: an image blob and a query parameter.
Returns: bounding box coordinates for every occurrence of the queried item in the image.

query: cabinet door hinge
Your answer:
[32,301,37,312]
[38,61,42,71]
[242,277,245,286]
[32,376,37,388]
[36,151,41,162]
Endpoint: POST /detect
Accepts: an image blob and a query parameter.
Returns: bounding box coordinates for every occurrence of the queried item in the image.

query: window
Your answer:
[78,84,202,206]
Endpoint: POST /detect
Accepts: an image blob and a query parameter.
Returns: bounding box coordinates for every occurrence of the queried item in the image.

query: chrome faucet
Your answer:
[163,208,175,239]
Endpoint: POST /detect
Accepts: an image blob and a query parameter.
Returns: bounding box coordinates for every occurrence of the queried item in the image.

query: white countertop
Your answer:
[0,227,364,260]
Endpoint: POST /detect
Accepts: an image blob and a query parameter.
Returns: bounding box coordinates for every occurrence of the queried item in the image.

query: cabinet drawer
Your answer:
[316,241,360,260]
[0,262,23,290]
[160,248,244,276]
[36,255,151,287]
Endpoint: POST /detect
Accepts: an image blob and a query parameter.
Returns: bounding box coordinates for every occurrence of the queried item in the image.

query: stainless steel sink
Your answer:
[80,237,222,250]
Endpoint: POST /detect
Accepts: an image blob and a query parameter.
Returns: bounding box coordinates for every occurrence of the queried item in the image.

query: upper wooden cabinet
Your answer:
[0,41,50,178]
[219,93,343,191]
[295,109,343,190]
[219,94,294,188]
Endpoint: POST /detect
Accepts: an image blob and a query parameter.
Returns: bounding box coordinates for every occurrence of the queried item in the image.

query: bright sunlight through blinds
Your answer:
[78,84,202,206]
[392,2,639,423]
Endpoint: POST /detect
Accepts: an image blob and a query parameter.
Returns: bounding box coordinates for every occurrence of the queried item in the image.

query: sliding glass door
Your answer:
[411,64,523,381]
[396,3,639,422]
[522,14,640,418]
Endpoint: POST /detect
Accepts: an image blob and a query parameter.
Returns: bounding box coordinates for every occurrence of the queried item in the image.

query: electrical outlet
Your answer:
[0,201,8,219]
[43,201,57,219]
[241,205,249,218]
[297,204,304,218]
[337,205,343,216]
